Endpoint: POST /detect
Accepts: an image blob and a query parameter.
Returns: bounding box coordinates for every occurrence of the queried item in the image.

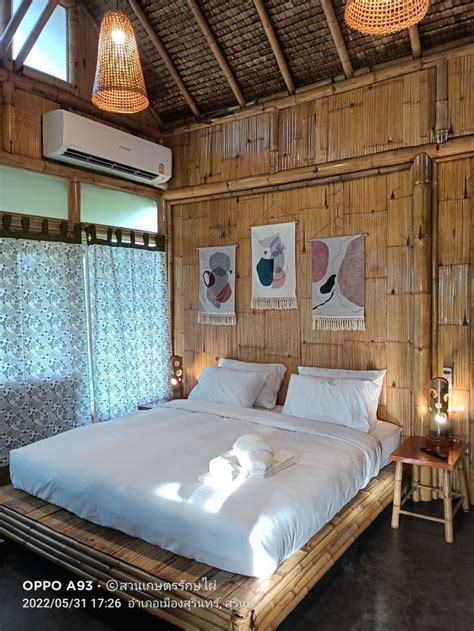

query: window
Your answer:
[80,184,159,233]
[0,165,68,218]
[11,0,68,82]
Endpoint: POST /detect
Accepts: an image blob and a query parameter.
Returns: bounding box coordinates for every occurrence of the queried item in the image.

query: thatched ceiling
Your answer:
[82,0,474,127]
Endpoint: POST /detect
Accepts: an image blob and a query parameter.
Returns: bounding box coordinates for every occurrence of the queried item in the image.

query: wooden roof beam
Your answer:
[0,0,32,59]
[14,0,59,72]
[320,0,353,79]
[253,0,295,94]
[129,0,201,119]
[408,26,422,59]
[187,0,245,108]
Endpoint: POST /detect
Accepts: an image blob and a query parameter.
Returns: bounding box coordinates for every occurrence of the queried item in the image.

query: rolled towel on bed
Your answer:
[232,434,274,475]
[209,451,240,481]
[247,449,297,478]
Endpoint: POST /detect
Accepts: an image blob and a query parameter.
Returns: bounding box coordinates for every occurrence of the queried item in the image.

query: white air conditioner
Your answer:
[42,110,172,189]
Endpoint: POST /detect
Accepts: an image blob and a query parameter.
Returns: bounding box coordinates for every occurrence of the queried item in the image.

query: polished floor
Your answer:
[0,501,473,631]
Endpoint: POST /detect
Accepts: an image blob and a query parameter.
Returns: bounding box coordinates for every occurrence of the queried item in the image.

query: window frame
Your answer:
[3,0,73,87]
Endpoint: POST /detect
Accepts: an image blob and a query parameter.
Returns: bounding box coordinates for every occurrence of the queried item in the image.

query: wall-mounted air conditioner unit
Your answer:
[43,110,172,189]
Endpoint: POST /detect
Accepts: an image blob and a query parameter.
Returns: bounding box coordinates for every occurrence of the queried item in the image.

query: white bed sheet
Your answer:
[270,405,400,467]
[10,400,383,578]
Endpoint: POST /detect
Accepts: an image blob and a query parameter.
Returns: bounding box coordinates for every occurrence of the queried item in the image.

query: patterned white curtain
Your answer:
[0,239,91,465]
[87,245,171,421]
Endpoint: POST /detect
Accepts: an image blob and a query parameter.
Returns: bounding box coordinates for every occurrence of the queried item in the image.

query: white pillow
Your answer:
[282,374,377,433]
[189,367,266,408]
[218,358,287,409]
[298,366,386,427]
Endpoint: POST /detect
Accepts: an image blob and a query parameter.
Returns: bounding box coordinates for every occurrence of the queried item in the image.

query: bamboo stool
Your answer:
[390,436,470,543]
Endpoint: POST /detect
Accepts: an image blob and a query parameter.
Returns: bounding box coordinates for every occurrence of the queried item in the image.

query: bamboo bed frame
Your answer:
[0,466,393,630]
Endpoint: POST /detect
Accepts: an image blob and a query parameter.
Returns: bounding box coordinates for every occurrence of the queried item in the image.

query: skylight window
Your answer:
[12,0,68,82]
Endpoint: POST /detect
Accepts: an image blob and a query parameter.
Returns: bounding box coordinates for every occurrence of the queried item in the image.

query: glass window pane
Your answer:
[80,184,158,232]
[12,0,68,82]
[0,165,68,219]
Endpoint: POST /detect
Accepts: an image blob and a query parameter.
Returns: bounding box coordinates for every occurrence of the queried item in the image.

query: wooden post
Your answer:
[434,60,449,144]
[67,0,79,91]
[412,464,420,502]
[391,462,403,528]
[442,470,453,543]
[458,459,470,512]
[411,154,433,501]
[2,80,14,154]
[68,178,80,225]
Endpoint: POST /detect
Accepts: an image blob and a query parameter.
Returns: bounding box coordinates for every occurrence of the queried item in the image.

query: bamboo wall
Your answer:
[169,47,474,494]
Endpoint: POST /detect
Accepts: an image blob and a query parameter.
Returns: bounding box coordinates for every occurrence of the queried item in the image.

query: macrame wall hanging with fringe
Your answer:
[311,234,366,331]
[198,245,236,326]
[251,222,298,311]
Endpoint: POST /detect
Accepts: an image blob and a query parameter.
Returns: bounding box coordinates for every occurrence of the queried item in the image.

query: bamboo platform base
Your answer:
[0,466,394,630]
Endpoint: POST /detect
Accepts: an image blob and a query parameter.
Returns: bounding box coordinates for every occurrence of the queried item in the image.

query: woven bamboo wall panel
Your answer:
[173,170,420,430]
[436,157,472,454]
[448,55,474,137]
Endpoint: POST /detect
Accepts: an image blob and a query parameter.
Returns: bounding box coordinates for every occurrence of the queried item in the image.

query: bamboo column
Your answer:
[411,153,433,501]
[434,60,449,144]
[1,80,15,153]
[68,178,80,225]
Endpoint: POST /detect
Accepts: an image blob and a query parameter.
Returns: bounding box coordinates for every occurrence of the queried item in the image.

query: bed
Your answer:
[1,399,399,629]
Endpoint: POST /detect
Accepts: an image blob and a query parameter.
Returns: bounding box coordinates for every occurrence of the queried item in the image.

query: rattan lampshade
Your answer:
[92,10,149,114]
[345,0,430,36]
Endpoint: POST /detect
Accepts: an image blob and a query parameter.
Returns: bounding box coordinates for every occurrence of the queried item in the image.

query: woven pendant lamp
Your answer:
[92,10,149,114]
[345,0,430,36]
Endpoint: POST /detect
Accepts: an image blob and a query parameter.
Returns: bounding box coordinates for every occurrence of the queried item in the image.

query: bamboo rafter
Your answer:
[0,0,32,59]
[253,0,295,94]
[187,0,246,108]
[14,0,60,72]
[128,0,201,119]
[408,25,422,59]
[320,0,354,79]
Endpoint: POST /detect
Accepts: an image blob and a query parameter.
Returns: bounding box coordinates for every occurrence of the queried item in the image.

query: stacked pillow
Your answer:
[188,359,287,409]
[281,367,386,433]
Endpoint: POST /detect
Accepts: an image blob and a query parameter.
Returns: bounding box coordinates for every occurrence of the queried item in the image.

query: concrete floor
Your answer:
[0,501,473,631]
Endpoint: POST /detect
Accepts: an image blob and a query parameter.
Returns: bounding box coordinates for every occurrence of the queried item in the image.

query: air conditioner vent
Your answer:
[63,148,157,180]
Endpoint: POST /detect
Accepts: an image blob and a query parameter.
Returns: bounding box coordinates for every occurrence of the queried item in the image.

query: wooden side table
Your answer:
[390,436,470,543]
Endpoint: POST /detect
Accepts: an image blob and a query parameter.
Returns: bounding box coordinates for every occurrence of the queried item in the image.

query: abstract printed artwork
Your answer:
[311,234,365,331]
[251,222,297,310]
[198,245,236,325]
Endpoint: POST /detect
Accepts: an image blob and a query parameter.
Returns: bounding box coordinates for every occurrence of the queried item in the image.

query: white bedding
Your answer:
[10,400,390,578]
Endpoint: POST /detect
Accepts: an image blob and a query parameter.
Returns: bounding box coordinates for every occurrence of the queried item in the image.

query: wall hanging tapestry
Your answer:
[311,234,365,331]
[198,245,237,325]
[251,222,297,310]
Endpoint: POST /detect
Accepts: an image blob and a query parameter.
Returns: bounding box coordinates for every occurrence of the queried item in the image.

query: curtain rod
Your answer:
[0,214,81,244]
[83,224,165,252]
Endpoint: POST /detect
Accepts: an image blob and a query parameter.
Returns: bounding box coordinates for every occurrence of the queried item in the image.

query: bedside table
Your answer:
[390,436,470,543]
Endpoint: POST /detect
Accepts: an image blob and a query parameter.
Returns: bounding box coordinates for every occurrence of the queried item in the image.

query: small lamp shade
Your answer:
[344,0,430,36]
[427,377,453,448]
[170,355,184,399]
[92,10,149,114]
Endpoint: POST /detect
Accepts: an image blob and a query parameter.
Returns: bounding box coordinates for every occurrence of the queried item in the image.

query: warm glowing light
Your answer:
[111,29,126,45]
[171,377,178,386]
[435,413,448,425]
[92,10,148,114]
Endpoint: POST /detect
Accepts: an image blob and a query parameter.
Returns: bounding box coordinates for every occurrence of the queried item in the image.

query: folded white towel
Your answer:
[209,451,240,481]
[247,449,297,479]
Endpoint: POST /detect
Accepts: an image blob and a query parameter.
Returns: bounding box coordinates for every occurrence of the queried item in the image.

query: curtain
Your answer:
[0,239,91,466]
[87,245,171,421]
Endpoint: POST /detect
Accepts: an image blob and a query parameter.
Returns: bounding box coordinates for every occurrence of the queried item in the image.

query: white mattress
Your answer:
[11,400,389,578]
